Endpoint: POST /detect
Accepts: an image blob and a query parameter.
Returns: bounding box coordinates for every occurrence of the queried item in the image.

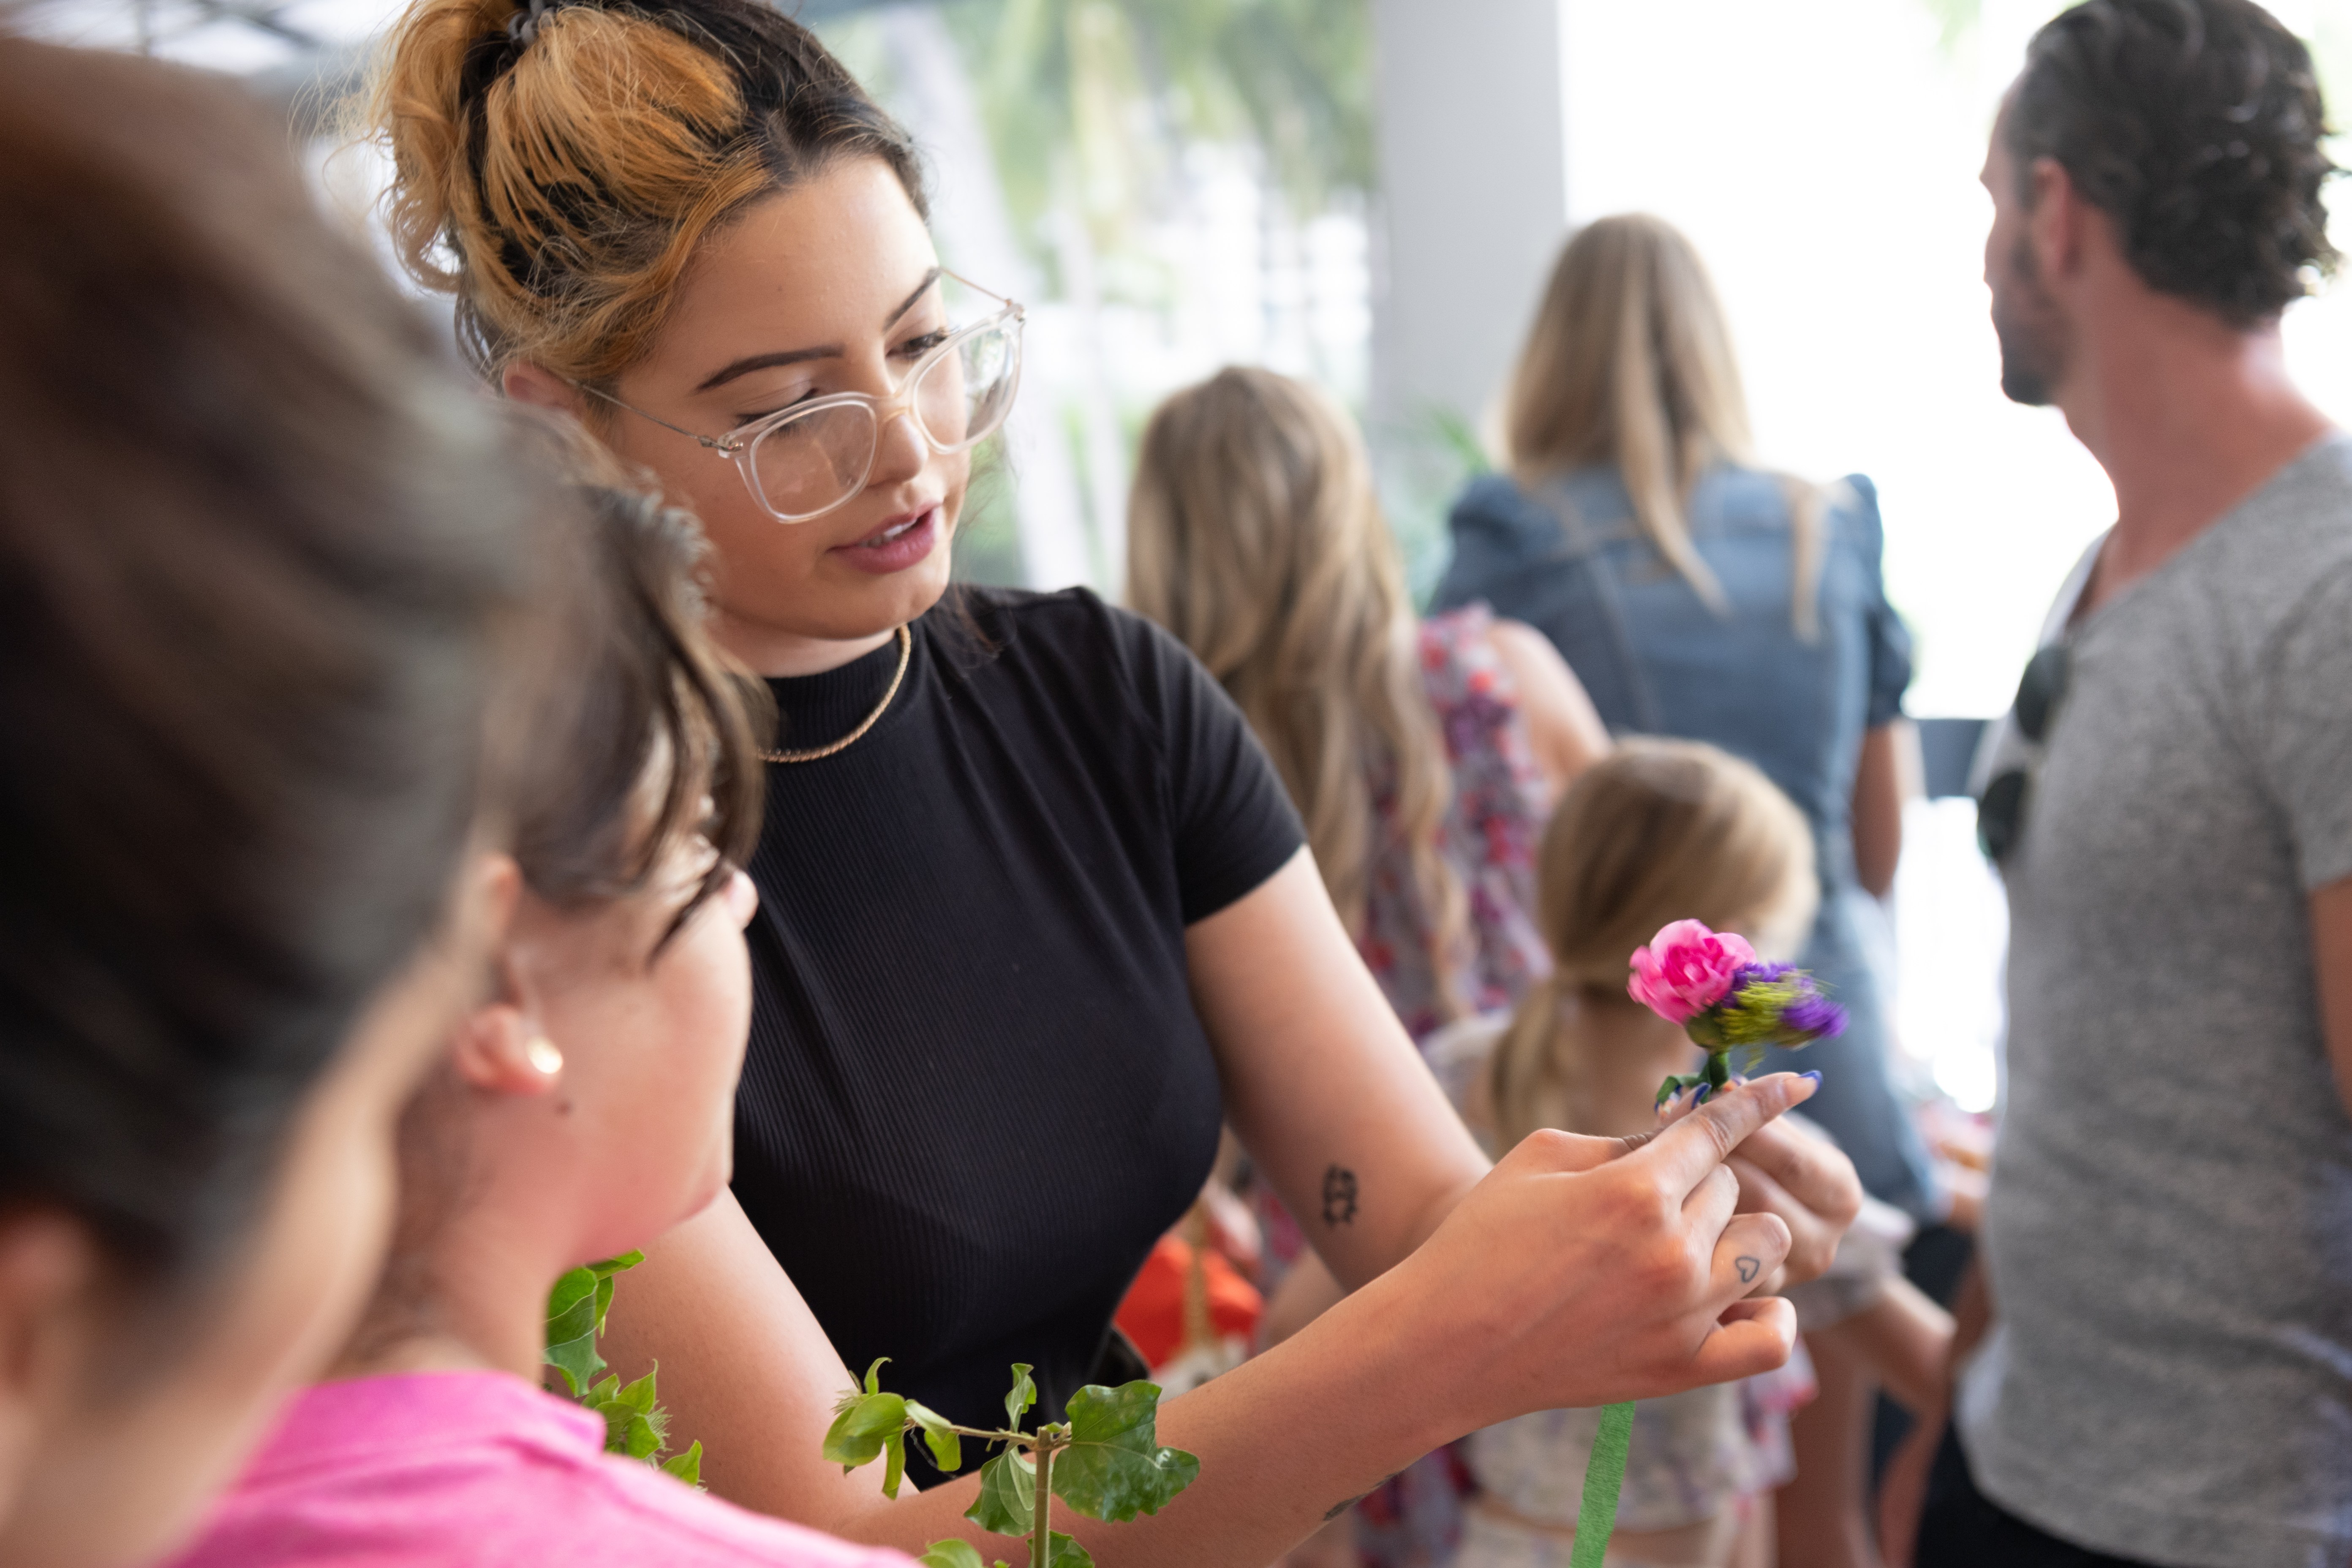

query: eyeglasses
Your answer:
[1977,641,2070,865]
[577,274,1025,525]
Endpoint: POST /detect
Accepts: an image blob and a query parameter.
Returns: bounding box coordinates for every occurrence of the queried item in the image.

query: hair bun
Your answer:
[504,0,564,45]
[368,0,925,387]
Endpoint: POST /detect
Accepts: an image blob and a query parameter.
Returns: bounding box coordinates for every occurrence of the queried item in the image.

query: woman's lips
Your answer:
[829,506,940,576]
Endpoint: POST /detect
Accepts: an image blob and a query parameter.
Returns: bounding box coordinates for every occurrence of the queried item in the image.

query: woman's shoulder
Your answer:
[938,582,1181,661]
[1450,466,1636,530]
[1416,604,1528,724]
[936,583,1213,720]
[165,1372,915,1568]
[1447,471,1558,546]
[1695,464,1881,529]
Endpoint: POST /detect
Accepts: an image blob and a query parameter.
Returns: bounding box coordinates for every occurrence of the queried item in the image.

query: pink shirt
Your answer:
[166,1371,916,1568]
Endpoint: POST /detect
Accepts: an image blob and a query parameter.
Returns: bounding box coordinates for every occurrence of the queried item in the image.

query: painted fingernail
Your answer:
[1693,1085,1712,1105]
[1800,1070,1822,1085]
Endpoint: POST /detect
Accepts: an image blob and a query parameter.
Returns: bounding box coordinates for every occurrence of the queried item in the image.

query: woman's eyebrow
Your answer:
[696,344,838,392]
[884,267,944,329]
[690,269,943,393]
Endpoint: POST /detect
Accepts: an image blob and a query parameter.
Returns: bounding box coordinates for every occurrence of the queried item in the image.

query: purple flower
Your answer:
[1781,991,1847,1041]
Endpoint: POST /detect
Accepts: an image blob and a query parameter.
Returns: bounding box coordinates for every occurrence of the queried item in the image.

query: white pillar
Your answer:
[1368,0,1570,444]
[880,5,1098,591]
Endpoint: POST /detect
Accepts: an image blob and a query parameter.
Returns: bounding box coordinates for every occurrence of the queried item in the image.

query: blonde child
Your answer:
[1427,739,1946,1568]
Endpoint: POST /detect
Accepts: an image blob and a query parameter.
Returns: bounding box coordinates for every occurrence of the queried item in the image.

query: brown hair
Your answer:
[1128,368,1467,1007]
[1488,738,1814,1149]
[369,0,926,387]
[346,448,767,1358]
[1505,214,1829,638]
[503,425,769,932]
[0,41,535,1282]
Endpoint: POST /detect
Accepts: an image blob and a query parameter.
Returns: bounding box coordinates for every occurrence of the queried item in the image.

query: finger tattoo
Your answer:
[1735,1255,1761,1284]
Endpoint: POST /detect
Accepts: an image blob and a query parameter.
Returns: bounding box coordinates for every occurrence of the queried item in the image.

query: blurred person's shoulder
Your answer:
[2174,433,2352,623]
[1693,463,1884,548]
[1449,470,1560,547]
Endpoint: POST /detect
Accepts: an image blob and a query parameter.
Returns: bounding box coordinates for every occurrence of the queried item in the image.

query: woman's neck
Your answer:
[713,607,894,678]
[327,1211,572,1386]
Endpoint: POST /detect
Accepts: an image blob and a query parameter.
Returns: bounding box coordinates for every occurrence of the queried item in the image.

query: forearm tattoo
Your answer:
[1321,1164,1358,1226]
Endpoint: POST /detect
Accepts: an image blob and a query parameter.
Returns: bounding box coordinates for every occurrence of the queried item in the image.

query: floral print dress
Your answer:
[1355,603,1553,1039]
[1260,604,1556,1568]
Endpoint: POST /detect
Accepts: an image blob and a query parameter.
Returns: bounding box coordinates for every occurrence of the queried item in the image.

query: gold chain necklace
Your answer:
[763,624,912,764]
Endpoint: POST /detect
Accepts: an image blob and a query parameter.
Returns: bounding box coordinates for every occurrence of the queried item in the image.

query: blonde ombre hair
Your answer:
[1505,214,1828,638]
[1128,368,1467,1001]
[1489,738,1815,1150]
[365,0,925,387]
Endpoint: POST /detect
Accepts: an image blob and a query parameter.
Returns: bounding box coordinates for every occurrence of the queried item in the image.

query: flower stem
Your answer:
[1031,1437,1055,1568]
[1704,1052,1730,1092]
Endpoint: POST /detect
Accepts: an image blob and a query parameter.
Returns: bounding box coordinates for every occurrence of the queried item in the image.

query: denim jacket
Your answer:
[1435,463,1910,893]
[1435,462,1938,1219]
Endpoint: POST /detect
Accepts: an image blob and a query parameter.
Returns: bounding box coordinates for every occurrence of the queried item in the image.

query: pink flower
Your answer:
[1627,920,1757,1024]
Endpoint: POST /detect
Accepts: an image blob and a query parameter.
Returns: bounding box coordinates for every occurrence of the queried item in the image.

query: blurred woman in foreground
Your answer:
[0,41,547,1568]
[164,474,916,1568]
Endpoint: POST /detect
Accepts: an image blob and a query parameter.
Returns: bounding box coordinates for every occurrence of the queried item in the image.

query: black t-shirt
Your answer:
[734,587,1302,1481]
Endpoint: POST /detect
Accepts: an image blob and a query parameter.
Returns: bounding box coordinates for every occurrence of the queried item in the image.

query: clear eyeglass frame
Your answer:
[575,271,1025,525]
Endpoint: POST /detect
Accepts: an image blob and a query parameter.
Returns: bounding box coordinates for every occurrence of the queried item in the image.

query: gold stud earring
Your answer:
[525,1036,564,1076]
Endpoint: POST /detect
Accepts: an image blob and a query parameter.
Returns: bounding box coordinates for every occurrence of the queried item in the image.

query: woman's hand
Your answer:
[596,1081,1823,1568]
[1655,1081,1862,1293]
[1724,1109,1863,1289]
[1342,1073,1817,1438]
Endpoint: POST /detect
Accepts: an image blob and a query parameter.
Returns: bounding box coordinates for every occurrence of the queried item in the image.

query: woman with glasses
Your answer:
[371,5,1859,1563]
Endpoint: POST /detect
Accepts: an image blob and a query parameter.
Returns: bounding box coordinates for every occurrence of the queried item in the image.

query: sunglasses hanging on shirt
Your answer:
[1977,641,2071,865]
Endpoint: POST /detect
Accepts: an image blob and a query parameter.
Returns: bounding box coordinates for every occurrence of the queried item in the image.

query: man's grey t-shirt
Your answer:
[1960,436,2352,1568]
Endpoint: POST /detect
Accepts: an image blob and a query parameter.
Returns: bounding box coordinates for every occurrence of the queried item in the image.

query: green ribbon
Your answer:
[1568,1400,1635,1568]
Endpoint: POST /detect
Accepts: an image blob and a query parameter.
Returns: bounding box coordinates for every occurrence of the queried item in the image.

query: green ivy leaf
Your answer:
[615,1410,664,1461]
[544,1267,606,1396]
[1003,1363,1037,1430]
[1051,1382,1200,1523]
[864,1356,890,1396]
[615,1370,661,1417]
[544,1259,702,1480]
[662,1440,704,1488]
[965,1449,1037,1537]
[1043,1533,1094,1568]
[915,1544,997,1568]
[822,1391,911,1469]
[882,1425,908,1500]
[906,1400,964,1474]
[548,1266,599,1326]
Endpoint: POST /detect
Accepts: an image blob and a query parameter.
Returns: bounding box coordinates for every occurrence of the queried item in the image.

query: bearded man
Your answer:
[1903,3,2352,1566]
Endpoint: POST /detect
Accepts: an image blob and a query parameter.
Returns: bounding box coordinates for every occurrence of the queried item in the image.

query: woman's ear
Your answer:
[0,1211,101,1538]
[501,362,585,416]
[447,943,564,1099]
